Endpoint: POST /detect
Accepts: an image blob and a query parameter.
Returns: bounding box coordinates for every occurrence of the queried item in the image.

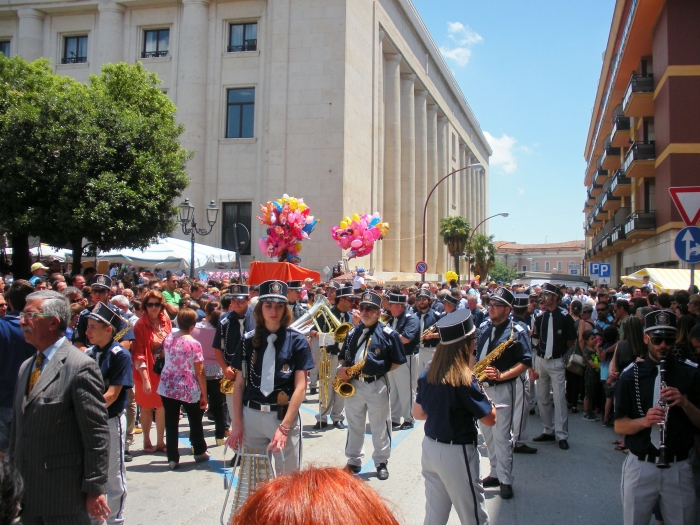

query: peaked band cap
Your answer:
[259,280,289,303]
[415,289,433,300]
[337,286,355,298]
[435,310,475,344]
[91,274,112,290]
[541,282,562,298]
[443,294,459,306]
[359,290,382,308]
[387,293,407,305]
[227,284,250,297]
[512,294,529,308]
[286,280,303,290]
[644,310,677,334]
[87,301,122,331]
[490,287,514,307]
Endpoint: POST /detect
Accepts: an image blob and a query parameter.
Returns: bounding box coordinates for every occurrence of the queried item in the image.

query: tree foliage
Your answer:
[0,57,191,275]
[489,261,518,284]
[439,216,472,281]
[469,233,497,282]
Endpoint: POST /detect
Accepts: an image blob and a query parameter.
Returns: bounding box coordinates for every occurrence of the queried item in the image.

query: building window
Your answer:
[221,202,252,255]
[557,261,562,272]
[62,36,88,64]
[545,261,550,272]
[0,41,9,57]
[534,261,540,271]
[521,265,526,272]
[226,88,255,138]
[142,29,169,58]
[228,23,257,52]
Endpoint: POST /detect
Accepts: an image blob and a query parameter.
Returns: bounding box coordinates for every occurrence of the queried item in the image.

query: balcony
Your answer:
[587,181,602,201]
[610,225,630,249]
[61,56,87,64]
[611,115,632,148]
[601,144,621,171]
[594,167,608,185]
[623,73,654,117]
[601,189,621,212]
[610,169,632,197]
[623,211,656,239]
[141,50,168,58]
[228,40,257,53]
[622,141,656,179]
[592,204,604,225]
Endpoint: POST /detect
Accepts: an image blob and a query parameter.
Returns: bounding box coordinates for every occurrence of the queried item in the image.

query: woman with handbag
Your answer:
[132,289,171,453]
[565,301,591,413]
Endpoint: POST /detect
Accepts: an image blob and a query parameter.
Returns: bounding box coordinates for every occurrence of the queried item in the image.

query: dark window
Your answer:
[221,202,252,255]
[228,23,257,52]
[0,41,9,57]
[226,88,255,138]
[142,29,169,58]
[62,36,88,64]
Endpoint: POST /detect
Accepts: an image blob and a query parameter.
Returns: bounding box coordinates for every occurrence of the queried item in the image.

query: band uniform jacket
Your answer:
[9,338,110,518]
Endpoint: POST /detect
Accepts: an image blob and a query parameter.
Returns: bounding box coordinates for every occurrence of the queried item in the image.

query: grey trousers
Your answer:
[525,366,537,411]
[535,357,569,441]
[125,388,136,447]
[242,406,302,476]
[622,454,696,525]
[389,357,416,424]
[422,438,490,525]
[91,413,127,525]
[418,346,436,378]
[345,376,392,467]
[512,373,529,444]
[308,337,319,389]
[316,353,345,423]
[481,383,515,485]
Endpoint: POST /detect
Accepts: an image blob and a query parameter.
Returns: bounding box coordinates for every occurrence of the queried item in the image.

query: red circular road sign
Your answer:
[416,261,428,274]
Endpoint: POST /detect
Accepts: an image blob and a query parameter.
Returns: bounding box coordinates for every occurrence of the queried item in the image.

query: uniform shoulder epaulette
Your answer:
[243,329,255,340]
[623,362,635,373]
[111,344,125,355]
[514,323,525,333]
[383,326,394,335]
[478,319,491,330]
[684,359,699,368]
[558,307,569,316]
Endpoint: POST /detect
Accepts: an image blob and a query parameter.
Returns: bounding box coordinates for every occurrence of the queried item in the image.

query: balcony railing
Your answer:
[611,226,626,244]
[623,211,656,236]
[623,73,654,114]
[228,40,257,53]
[610,169,632,195]
[612,114,631,132]
[622,141,656,172]
[142,50,169,58]
[61,56,87,64]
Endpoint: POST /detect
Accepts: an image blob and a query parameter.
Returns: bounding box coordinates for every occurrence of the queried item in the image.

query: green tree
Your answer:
[489,261,518,284]
[439,216,471,282]
[469,233,497,282]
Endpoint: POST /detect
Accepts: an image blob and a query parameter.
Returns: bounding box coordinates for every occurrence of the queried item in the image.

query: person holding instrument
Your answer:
[413,309,496,525]
[615,310,700,525]
[226,280,314,475]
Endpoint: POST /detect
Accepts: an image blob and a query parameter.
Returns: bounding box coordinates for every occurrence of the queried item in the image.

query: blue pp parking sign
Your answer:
[599,264,611,278]
[589,262,599,276]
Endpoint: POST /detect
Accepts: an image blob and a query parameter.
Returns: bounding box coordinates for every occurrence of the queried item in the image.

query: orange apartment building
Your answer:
[583,0,700,284]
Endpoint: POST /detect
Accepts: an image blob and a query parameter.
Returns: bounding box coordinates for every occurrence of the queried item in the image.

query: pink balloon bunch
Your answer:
[330,212,390,259]
[256,194,319,264]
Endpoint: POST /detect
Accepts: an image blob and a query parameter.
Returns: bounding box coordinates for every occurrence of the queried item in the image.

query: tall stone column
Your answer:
[383,53,402,272]
[436,116,448,274]
[427,104,439,275]
[97,1,125,67]
[459,143,466,218]
[17,8,45,61]
[400,73,416,272]
[476,169,483,232]
[465,154,473,228]
[374,31,385,271]
[483,167,489,234]
[414,89,428,267]
[177,0,210,214]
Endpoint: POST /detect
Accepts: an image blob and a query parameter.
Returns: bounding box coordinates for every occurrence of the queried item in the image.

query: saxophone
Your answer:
[472,325,516,382]
[332,336,371,398]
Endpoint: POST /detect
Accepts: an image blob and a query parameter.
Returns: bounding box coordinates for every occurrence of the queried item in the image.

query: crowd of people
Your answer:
[1,260,700,525]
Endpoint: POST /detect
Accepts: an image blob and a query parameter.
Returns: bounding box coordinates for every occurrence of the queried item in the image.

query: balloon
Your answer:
[256,195,318,264]
[351,239,363,249]
[330,212,389,259]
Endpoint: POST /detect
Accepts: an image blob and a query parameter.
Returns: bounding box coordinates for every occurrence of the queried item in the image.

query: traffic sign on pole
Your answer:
[589,262,599,276]
[416,261,428,274]
[674,226,700,264]
[599,263,611,278]
[669,186,700,226]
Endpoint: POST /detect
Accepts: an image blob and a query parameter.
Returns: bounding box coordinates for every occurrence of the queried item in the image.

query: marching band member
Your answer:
[510,294,538,454]
[287,280,309,321]
[387,292,421,430]
[340,290,406,480]
[442,292,459,315]
[476,287,531,499]
[414,289,441,377]
[413,309,496,525]
[226,280,314,475]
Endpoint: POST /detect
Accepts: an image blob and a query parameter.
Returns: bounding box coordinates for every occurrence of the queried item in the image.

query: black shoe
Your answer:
[124,451,133,463]
[229,454,239,467]
[333,421,346,430]
[376,463,389,480]
[391,421,402,429]
[309,387,317,395]
[346,463,361,475]
[398,421,414,430]
[481,476,500,488]
[513,444,537,454]
[529,408,536,415]
[500,483,514,499]
[559,440,569,450]
[312,421,328,430]
[532,433,556,442]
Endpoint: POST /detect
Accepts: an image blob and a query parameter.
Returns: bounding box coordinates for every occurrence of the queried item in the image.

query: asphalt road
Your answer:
[122,396,625,525]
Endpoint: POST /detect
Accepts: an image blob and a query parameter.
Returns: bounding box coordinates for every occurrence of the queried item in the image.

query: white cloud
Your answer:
[484,131,518,174]
[518,188,525,195]
[439,22,483,67]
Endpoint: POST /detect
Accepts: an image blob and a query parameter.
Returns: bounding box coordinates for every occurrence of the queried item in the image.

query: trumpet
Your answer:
[420,325,437,343]
[290,296,353,343]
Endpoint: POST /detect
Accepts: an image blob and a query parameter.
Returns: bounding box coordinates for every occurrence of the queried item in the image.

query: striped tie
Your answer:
[28,353,45,395]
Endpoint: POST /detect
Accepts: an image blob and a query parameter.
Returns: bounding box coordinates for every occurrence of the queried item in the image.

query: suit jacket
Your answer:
[9,338,109,518]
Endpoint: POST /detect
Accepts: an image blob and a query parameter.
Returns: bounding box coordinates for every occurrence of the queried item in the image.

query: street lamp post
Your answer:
[466,212,509,283]
[179,198,220,279]
[421,163,483,282]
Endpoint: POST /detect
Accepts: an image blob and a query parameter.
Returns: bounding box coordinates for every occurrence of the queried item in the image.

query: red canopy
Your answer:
[247,261,322,285]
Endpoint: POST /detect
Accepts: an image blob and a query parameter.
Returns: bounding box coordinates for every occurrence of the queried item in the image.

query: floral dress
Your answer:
[157,335,204,404]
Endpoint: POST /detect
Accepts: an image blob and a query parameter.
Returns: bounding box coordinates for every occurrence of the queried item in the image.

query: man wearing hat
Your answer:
[213,284,254,423]
[476,287,532,499]
[615,310,700,525]
[332,261,344,279]
[441,291,459,315]
[85,302,134,525]
[308,285,357,430]
[353,268,367,293]
[532,282,577,450]
[339,290,406,480]
[510,294,538,455]
[286,281,308,321]
[414,289,441,377]
[28,263,49,287]
[386,291,421,430]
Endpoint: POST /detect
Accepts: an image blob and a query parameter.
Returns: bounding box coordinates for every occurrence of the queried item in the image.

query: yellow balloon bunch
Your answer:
[278,193,308,213]
[445,270,459,283]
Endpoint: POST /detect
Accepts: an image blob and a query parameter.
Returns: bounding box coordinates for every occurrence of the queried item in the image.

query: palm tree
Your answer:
[439,216,471,282]
[469,233,497,281]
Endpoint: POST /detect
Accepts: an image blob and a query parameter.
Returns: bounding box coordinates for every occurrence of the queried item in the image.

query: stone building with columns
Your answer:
[0,0,490,276]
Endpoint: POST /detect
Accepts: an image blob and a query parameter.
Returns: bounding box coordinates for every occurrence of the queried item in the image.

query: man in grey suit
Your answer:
[9,290,111,525]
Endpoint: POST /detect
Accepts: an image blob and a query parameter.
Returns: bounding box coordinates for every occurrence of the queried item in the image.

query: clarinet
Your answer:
[657,356,670,469]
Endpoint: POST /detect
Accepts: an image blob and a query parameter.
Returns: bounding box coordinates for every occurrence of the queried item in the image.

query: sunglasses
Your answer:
[596,309,606,312]
[146,303,162,308]
[91,289,109,294]
[358,305,378,313]
[649,336,675,346]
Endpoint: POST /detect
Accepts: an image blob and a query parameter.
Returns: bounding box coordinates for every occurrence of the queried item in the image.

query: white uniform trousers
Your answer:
[422,438,490,525]
[622,454,696,525]
[344,376,392,468]
[418,346,435,381]
[316,353,345,423]
[91,412,127,525]
[242,405,302,476]
[389,357,416,424]
[535,356,569,440]
[525,360,537,411]
[511,373,529,444]
[308,337,320,389]
[481,383,515,485]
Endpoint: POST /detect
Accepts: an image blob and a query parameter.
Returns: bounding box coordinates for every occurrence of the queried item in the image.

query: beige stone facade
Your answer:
[0,0,490,275]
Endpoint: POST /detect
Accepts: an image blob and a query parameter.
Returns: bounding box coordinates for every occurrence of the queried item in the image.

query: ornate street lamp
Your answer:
[179,198,220,279]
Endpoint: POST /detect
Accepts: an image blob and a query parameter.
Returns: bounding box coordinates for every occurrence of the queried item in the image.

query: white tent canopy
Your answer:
[96,237,236,269]
[621,268,699,293]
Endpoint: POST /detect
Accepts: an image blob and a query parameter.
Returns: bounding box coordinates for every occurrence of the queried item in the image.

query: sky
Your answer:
[411,0,615,244]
